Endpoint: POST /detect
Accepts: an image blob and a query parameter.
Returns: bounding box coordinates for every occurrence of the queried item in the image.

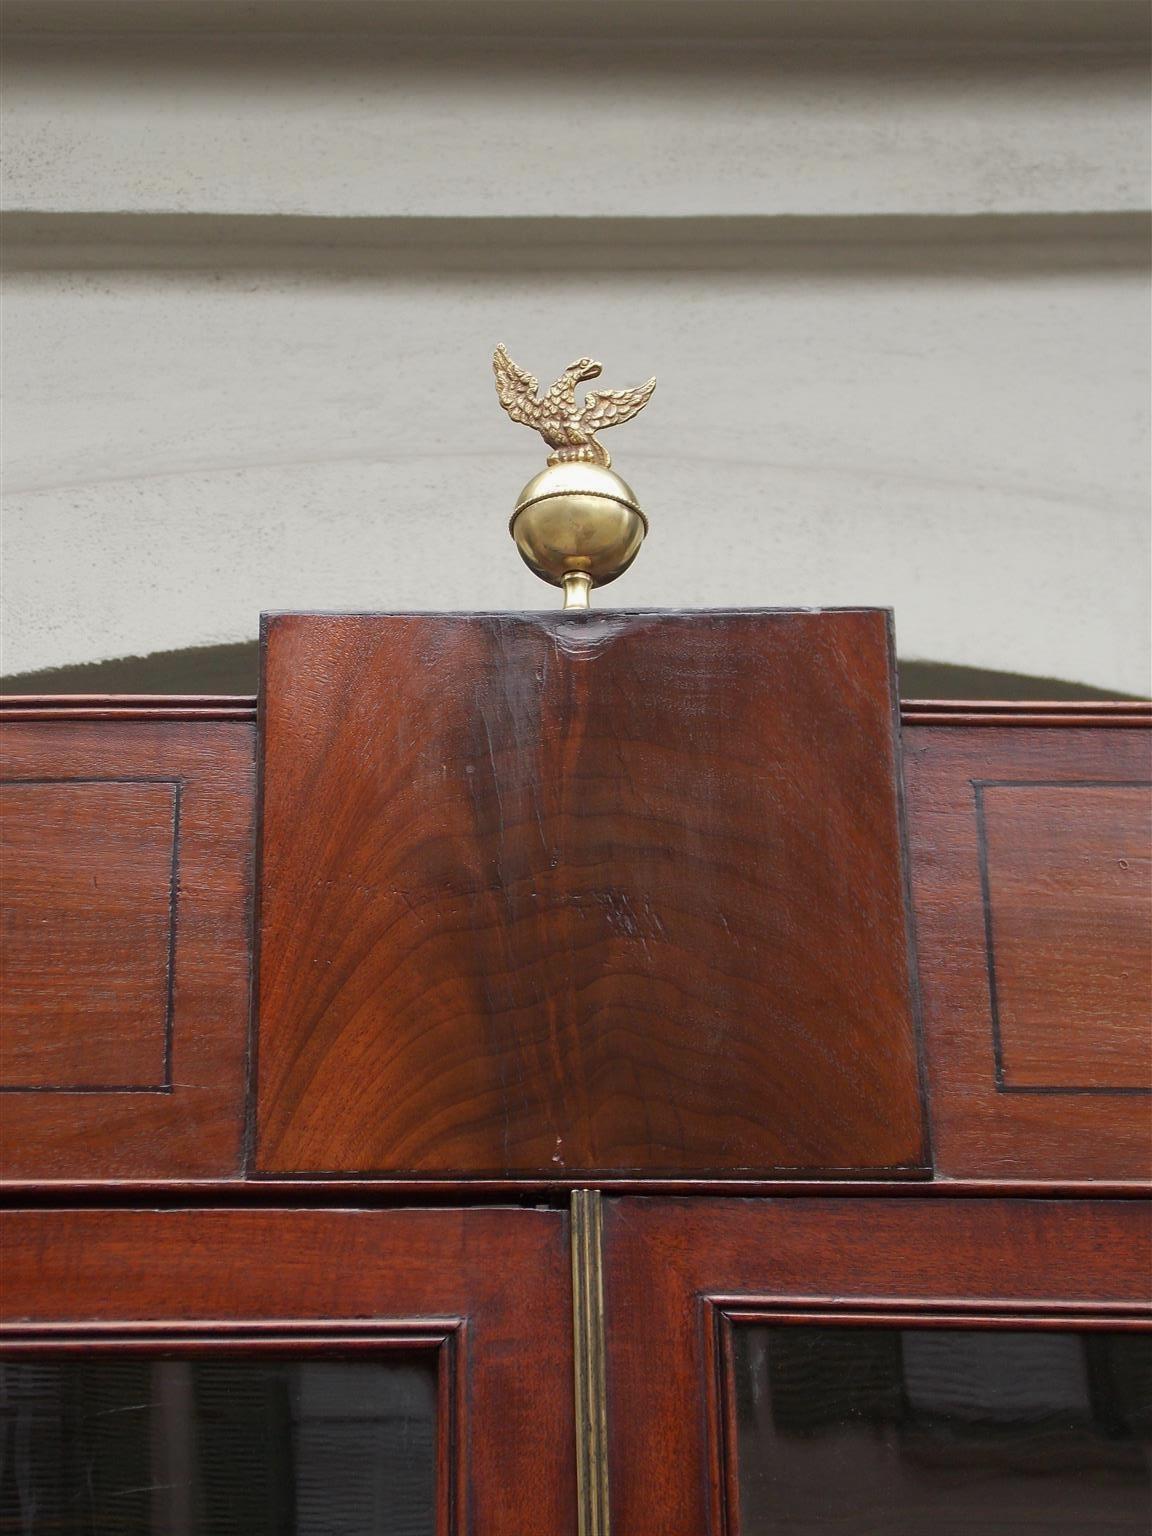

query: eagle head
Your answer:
[567,357,603,383]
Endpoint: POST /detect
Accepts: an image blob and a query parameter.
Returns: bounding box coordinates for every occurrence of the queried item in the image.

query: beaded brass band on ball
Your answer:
[509,488,649,533]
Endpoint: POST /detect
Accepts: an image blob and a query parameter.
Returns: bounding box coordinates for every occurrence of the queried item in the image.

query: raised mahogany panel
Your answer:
[0,1205,574,1536]
[602,1196,1152,1536]
[981,782,1151,1090]
[0,780,177,1089]
[904,725,1152,1181]
[0,721,255,1179]
[256,610,925,1178]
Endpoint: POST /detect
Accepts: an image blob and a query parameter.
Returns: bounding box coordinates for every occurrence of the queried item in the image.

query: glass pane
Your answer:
[733,1325,1151,1536]
[0,1356,437,1535]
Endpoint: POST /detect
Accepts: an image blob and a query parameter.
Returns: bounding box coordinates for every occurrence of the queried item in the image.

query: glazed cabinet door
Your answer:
[0,1206,575,1535]
[603,1197,1151,1536]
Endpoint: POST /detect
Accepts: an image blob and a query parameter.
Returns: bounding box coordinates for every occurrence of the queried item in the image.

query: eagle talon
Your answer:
[548,444,612,468]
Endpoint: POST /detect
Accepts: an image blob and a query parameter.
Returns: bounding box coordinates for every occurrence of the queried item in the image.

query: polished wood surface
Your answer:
[2,689,1149,1530]
[2,694,1149,1188]
[0,1205,574,1536]
[980,782,1150,1089]
[602,1196,1152,1536]
[255,610,924,1178]
[1,780,177,1088]
[0,722,254,1179]
[904,725,1152,1181]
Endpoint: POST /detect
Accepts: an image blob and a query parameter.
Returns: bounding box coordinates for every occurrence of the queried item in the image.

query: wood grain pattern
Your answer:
[601,1196,1152,1536]
[980,782,1151,1089]
[904,725,1152,1181]
[0,1205,575,1536]
[1,780,177,1088]
[0,722,254,1179]
[2,695,1148,1187]
[255,610,925,1178]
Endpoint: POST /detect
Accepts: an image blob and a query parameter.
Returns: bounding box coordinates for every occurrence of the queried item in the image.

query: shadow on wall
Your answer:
[0,641,1143,701]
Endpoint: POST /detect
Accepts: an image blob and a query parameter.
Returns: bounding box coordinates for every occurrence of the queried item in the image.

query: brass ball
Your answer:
[509,462,648,597]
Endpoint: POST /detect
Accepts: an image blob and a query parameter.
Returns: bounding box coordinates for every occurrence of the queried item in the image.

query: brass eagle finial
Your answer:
[494,345,656,611]
[493,344,655,469]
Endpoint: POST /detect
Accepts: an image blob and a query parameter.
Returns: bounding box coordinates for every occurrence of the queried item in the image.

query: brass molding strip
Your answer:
[571,1188,611,1536]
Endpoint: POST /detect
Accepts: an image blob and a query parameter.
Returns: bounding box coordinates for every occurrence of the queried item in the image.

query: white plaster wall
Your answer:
[2,2,1149,692]
[5,35,1148,219]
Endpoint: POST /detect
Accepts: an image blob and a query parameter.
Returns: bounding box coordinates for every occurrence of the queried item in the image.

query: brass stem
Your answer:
[562,571,593,610]
[571,1190,610,1536]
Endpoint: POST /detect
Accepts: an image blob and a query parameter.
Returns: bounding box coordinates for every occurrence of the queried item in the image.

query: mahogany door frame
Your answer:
[601,1195,1152,1536]
[706,1299,1149,1536]
[0,1320,461,1535]
[0,1205,577,1536]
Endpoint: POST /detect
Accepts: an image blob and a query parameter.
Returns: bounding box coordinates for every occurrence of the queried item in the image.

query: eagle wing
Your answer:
[580,376,657,435]
[493,344,543,428]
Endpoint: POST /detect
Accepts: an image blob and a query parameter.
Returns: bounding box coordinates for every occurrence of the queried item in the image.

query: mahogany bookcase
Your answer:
[2,609,1149,1535]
